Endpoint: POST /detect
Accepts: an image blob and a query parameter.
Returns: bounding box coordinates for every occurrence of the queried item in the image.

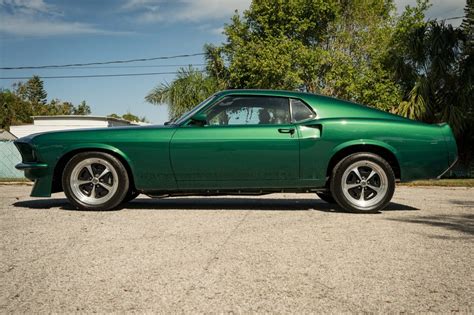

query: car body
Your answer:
[15,89,458,212]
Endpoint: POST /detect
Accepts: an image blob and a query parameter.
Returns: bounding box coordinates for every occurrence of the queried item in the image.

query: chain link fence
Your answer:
[0,141,25,180]
[448,161,474,178]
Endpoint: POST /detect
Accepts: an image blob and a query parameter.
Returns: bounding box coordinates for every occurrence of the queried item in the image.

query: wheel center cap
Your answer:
[360,180,367,187]
[92,177,99,184]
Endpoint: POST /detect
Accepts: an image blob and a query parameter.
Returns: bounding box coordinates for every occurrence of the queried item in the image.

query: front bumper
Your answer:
[15,163,52,197]
[15,163,48,170]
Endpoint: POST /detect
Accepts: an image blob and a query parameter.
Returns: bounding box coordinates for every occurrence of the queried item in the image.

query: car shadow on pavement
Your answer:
[13,197,419,213]
[387,214,474,237]
[449,199,474,207]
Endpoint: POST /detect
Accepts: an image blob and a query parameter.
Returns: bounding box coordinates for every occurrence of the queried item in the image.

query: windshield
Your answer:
[171,94,218,125]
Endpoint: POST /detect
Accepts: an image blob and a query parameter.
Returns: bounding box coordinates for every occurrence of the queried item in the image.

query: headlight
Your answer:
[14,142,36,162]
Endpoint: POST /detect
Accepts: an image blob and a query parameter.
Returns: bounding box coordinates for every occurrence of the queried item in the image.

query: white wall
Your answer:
[10,116,132,139]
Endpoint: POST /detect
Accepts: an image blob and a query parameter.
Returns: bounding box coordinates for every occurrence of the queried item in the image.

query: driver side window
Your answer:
[206,96,290,126]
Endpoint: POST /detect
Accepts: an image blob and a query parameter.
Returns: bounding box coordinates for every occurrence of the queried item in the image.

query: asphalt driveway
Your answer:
[0,185,473,313]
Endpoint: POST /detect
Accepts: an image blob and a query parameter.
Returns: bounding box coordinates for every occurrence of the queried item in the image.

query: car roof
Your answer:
[217,89,315,99]
[216,89,410,123]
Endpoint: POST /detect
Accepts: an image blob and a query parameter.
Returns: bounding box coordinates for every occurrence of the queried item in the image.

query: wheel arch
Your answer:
[52,145,136,194]
[327,141,401,181]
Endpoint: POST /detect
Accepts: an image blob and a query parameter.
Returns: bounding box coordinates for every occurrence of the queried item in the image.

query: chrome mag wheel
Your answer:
[69,158,119,205]
[341,160,388,210]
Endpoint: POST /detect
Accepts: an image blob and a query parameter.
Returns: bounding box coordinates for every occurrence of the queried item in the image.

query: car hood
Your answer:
[16,124,173,144]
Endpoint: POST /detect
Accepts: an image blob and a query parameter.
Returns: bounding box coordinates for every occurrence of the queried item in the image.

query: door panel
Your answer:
[170,125,299,189]
[297,123,324,181]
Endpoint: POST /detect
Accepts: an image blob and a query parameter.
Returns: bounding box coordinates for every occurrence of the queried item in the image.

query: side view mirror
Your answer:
[190,113,208,126]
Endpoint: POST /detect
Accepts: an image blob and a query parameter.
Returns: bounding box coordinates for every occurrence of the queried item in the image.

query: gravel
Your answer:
[0,185,473,313]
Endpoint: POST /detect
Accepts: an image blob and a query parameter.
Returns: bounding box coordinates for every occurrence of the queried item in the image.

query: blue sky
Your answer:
[0,0,466,124]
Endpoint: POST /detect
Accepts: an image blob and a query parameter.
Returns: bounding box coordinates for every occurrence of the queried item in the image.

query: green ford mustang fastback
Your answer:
[15,89,457,213]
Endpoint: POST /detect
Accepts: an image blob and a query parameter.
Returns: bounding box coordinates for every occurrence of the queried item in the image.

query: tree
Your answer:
[0,90,16,130]
[462,0,474,51]
[47,99,74,115]
[385,0,473,162]
[0,89,32,129]
[387,19,469,134]
[108,112,148,123]
[459,0,474,163]
[146,67,220,120]
[0,77,92,130]
[147,0,405,119]
[460,0,473,116]
[14,76,48,115]
[73,101,91,115]
[217,0,402,109]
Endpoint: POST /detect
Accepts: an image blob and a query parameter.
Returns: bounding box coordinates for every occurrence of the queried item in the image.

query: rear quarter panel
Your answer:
[299,118,448,182]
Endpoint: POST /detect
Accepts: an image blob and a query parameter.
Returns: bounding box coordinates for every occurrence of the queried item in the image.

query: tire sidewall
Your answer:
[62,152,129,210]
[330,153,395,213]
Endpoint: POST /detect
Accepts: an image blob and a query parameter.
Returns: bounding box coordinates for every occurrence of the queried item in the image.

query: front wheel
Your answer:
[62,152,130,210]
[330,153,395,213]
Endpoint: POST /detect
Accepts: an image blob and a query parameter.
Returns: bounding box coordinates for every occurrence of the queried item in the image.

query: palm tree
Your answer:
[390,21,468,136]
[145,67,220,120]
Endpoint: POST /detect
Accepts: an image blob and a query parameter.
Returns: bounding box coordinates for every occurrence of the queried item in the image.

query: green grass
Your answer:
[400,179,474,187]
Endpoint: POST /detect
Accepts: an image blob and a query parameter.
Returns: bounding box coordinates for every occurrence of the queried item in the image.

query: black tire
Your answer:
[123,190,140,203]
[316,191,336,203]
[330,152,395,213]
[62,152,129,210]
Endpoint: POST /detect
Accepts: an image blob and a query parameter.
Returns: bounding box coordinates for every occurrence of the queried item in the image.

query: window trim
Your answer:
[176,94,218,126]
[290,98,317,123]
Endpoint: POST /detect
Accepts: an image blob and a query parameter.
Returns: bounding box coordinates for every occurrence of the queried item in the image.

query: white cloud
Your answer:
[122,0,251,24]
[136,3,162,23]
[211,26,224,35]
[394,0,465,26]
[196,24,225,36]
[0,0,130,36]
[0,14,131,36]
[0,0,57,14]
[121,0,158,10]
[174,0,251,21]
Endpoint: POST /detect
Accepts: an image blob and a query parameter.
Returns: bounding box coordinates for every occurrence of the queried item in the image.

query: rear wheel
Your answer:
[330,153,395,213]
[62,152,129,210]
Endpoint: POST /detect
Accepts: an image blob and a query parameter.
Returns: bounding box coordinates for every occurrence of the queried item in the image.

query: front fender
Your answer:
[59,143,136,174]
[29,143,136,198]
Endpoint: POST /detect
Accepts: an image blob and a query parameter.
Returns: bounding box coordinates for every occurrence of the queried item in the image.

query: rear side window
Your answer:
[291,99,315,122]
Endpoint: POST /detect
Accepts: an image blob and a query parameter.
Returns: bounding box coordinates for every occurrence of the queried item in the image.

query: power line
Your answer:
[0,70,206,80]
[14,63,207,70]
[0,53,205,70]
[442,16,465,21]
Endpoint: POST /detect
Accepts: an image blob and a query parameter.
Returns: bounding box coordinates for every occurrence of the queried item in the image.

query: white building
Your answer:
[10,115,139,139]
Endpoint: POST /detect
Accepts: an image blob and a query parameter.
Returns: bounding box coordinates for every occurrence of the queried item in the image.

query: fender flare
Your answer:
[332,139,399,156]
[327,139,402,180]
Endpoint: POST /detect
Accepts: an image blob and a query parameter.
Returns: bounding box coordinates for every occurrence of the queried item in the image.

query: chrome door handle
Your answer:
[278,128,295,135]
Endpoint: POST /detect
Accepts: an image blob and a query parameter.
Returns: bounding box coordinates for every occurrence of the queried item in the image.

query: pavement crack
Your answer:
[175,210,252,309]
[202,210,251,272]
